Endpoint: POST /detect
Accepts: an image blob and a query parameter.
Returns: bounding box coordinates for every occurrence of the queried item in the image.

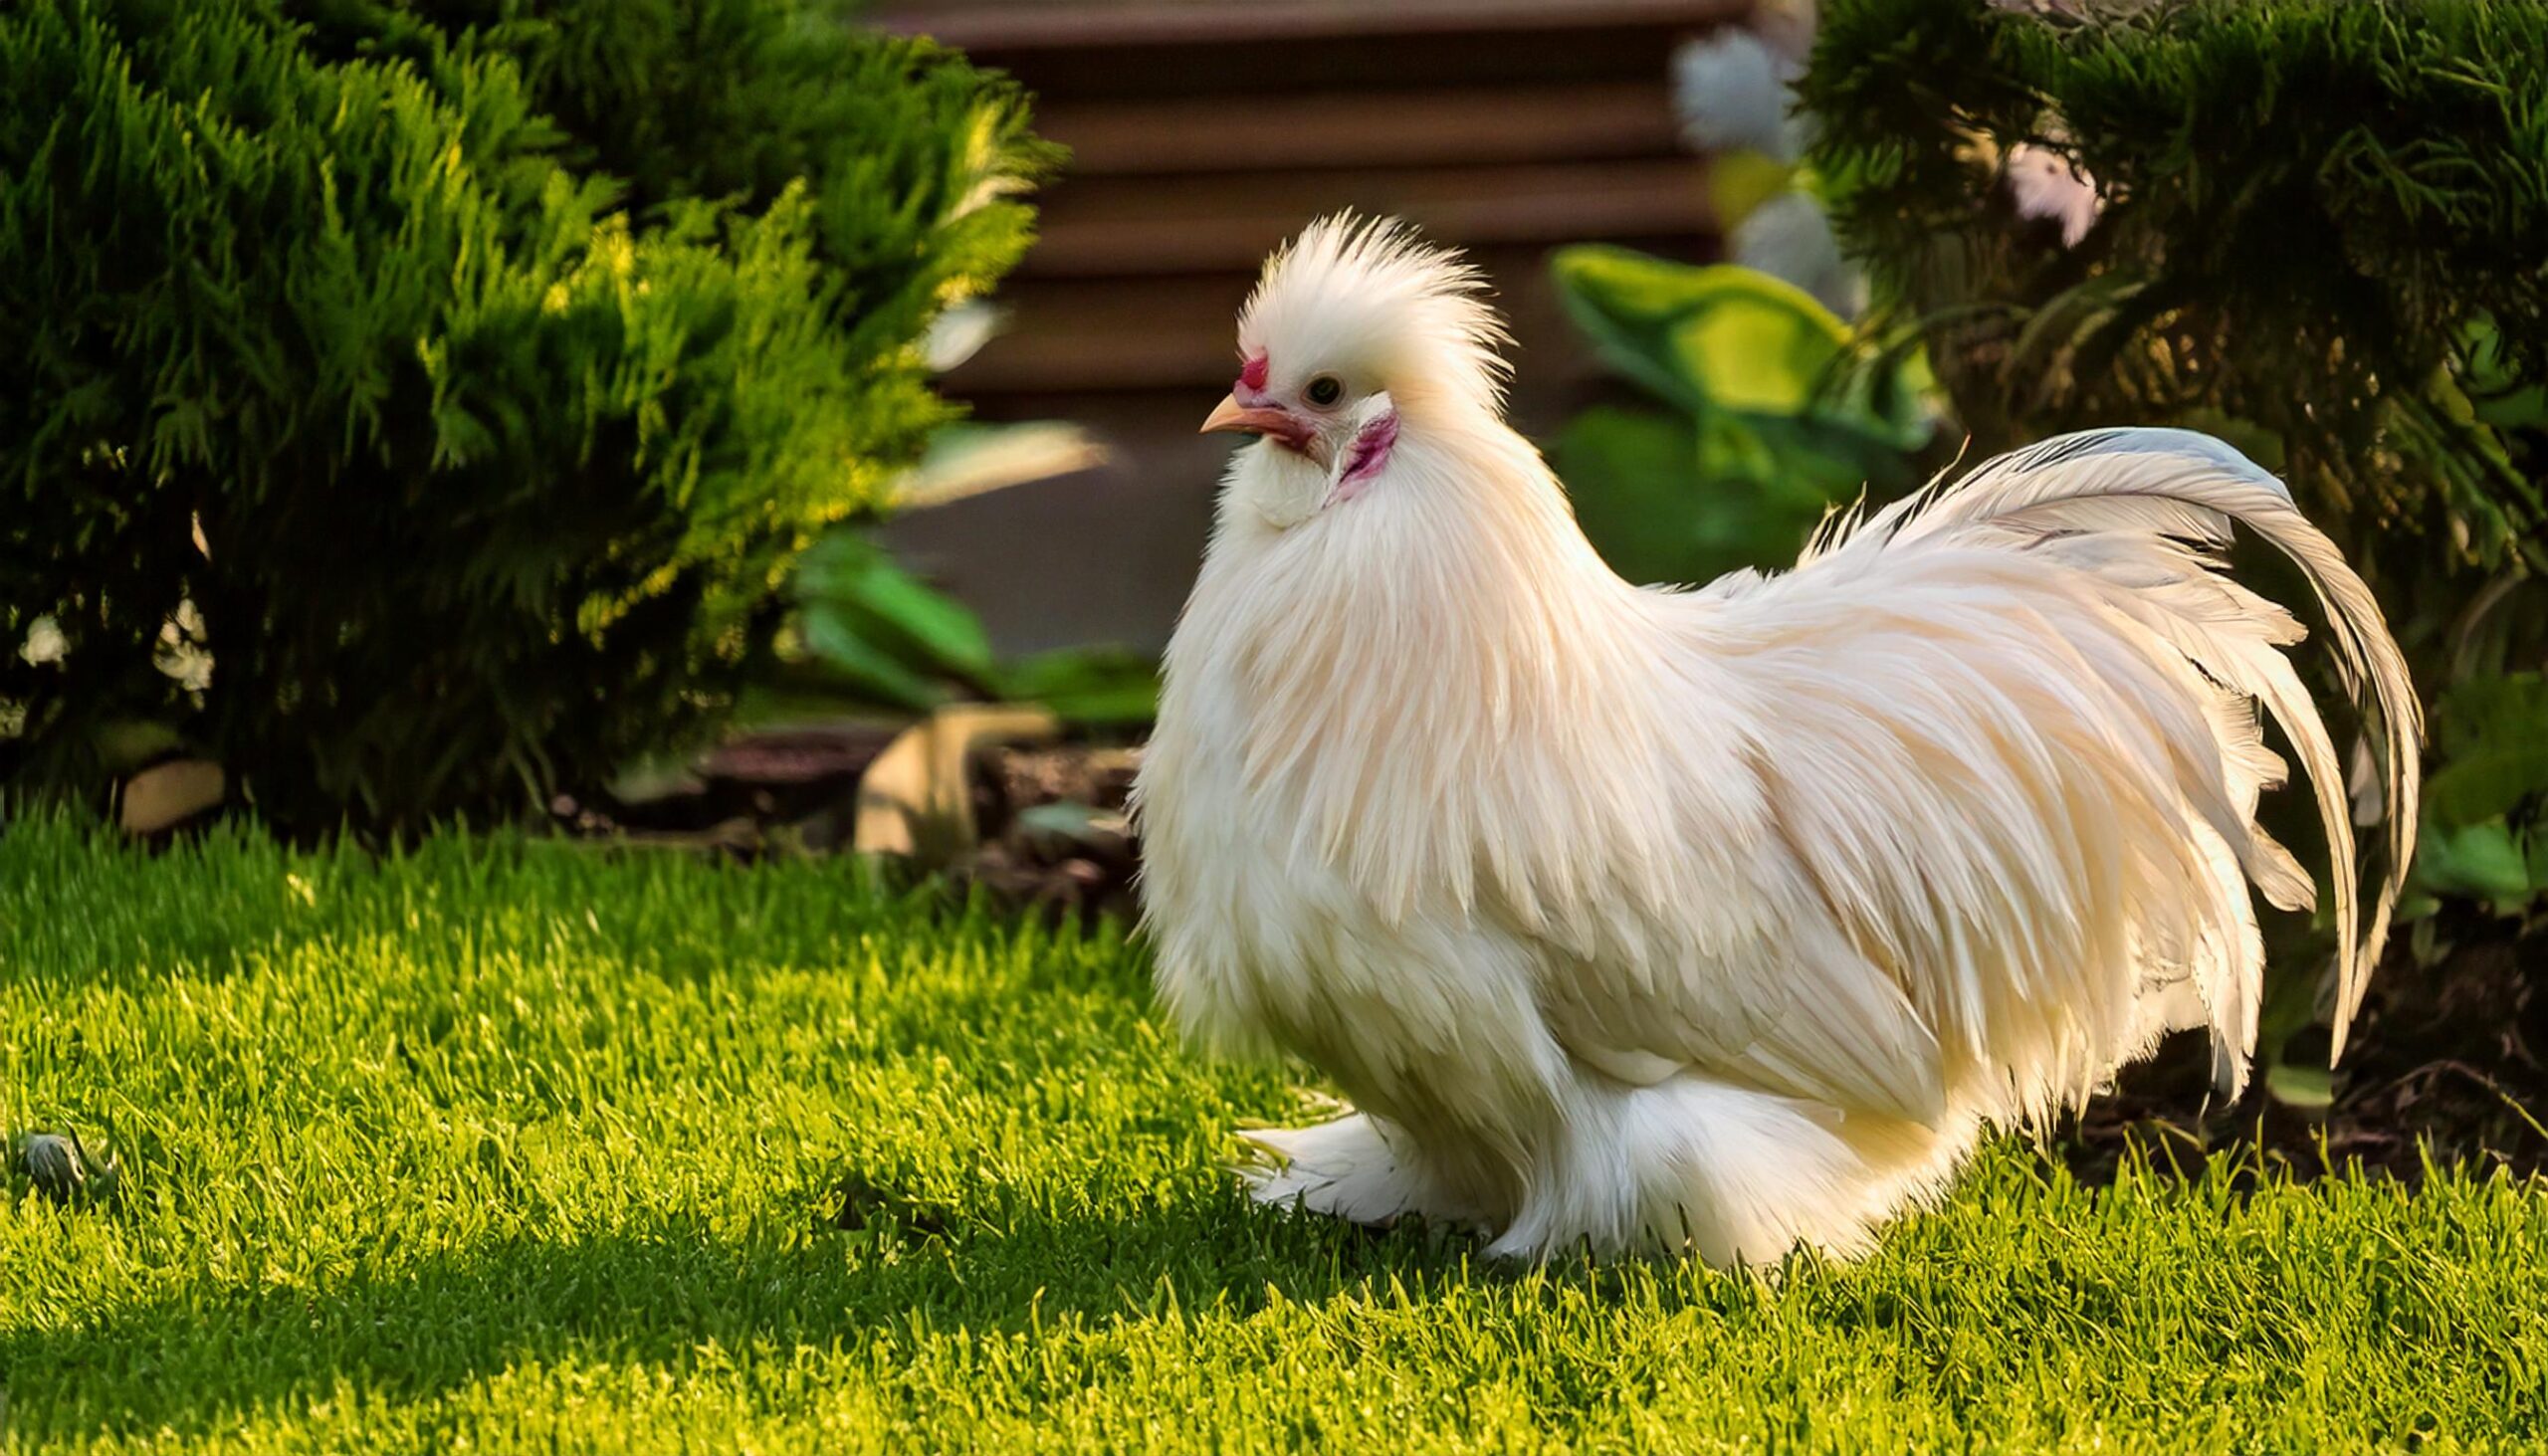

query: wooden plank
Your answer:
[945,235,1715,395]
[1039,83,1679,175]
[876,0,1753,52]
[1018,157,1715,278]
[887,3,1751,100]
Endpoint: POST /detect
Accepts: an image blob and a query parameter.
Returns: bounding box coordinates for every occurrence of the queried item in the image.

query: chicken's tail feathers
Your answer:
[1838,427,2423,1063]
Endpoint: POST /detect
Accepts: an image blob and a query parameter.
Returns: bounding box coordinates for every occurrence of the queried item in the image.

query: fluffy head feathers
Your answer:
[1237,214,1513,416]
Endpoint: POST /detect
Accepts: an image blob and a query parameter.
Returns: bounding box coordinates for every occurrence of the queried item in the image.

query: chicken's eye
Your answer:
[1304,375,1345,408]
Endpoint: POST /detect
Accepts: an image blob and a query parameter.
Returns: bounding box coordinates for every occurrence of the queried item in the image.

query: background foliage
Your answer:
[1551,245,1938,590]
[0,0,1048,835]
[1799,0,2548,924]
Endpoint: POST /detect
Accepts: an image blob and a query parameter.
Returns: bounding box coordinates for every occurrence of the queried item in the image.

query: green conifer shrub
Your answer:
[1802,0,2548,918]
[0,0,1046,834]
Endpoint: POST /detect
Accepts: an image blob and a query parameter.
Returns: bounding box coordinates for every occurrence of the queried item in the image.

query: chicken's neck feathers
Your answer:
[1160,413,1751,933]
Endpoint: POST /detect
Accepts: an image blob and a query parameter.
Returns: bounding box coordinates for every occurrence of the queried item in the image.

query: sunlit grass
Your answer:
[3,814,2542,1452]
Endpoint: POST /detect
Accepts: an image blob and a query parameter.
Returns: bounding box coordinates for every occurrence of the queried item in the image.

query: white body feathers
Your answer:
[1132,219,2419,1264]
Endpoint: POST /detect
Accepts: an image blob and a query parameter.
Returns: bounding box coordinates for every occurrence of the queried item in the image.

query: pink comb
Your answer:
[1238,354,1269,391]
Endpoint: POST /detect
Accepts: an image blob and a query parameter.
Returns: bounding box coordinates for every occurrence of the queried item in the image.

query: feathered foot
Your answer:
[1485,1077,1976,1266]
[1237,1113,1480,1230]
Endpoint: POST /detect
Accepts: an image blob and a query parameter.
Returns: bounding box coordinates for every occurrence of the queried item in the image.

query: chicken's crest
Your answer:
[1238,213,1514,417]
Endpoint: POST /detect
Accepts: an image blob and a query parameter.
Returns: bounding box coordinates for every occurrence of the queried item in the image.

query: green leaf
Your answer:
[2420,673,2548,828]
[1552,247,1851,418]
[999,647,1160,728]
[2431,673,2548,764]
[796,602,944,713]
[2426,744,2548,829]
[2459,314,2548,430]
[2413,819,2543,905]
[2264,1061,2334,1110]
[792,532,996,684]
[1550,247,1937,463]
[1555,406,1868,588]
[849,560,998,682]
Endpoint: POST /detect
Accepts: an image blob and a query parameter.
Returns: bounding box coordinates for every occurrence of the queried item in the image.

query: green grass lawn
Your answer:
[3,816,2543,1453]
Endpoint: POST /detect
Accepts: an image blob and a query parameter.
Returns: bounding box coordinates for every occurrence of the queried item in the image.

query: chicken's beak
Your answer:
[1201,394,1316,457]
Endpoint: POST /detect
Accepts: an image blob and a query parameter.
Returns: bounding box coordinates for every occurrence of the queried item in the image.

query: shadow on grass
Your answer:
[22,1138,2537,1441]
[4,1190,1502,1442]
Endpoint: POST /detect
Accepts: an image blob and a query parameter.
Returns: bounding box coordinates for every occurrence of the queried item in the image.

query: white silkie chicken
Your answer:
[1131,215,2420,1265]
